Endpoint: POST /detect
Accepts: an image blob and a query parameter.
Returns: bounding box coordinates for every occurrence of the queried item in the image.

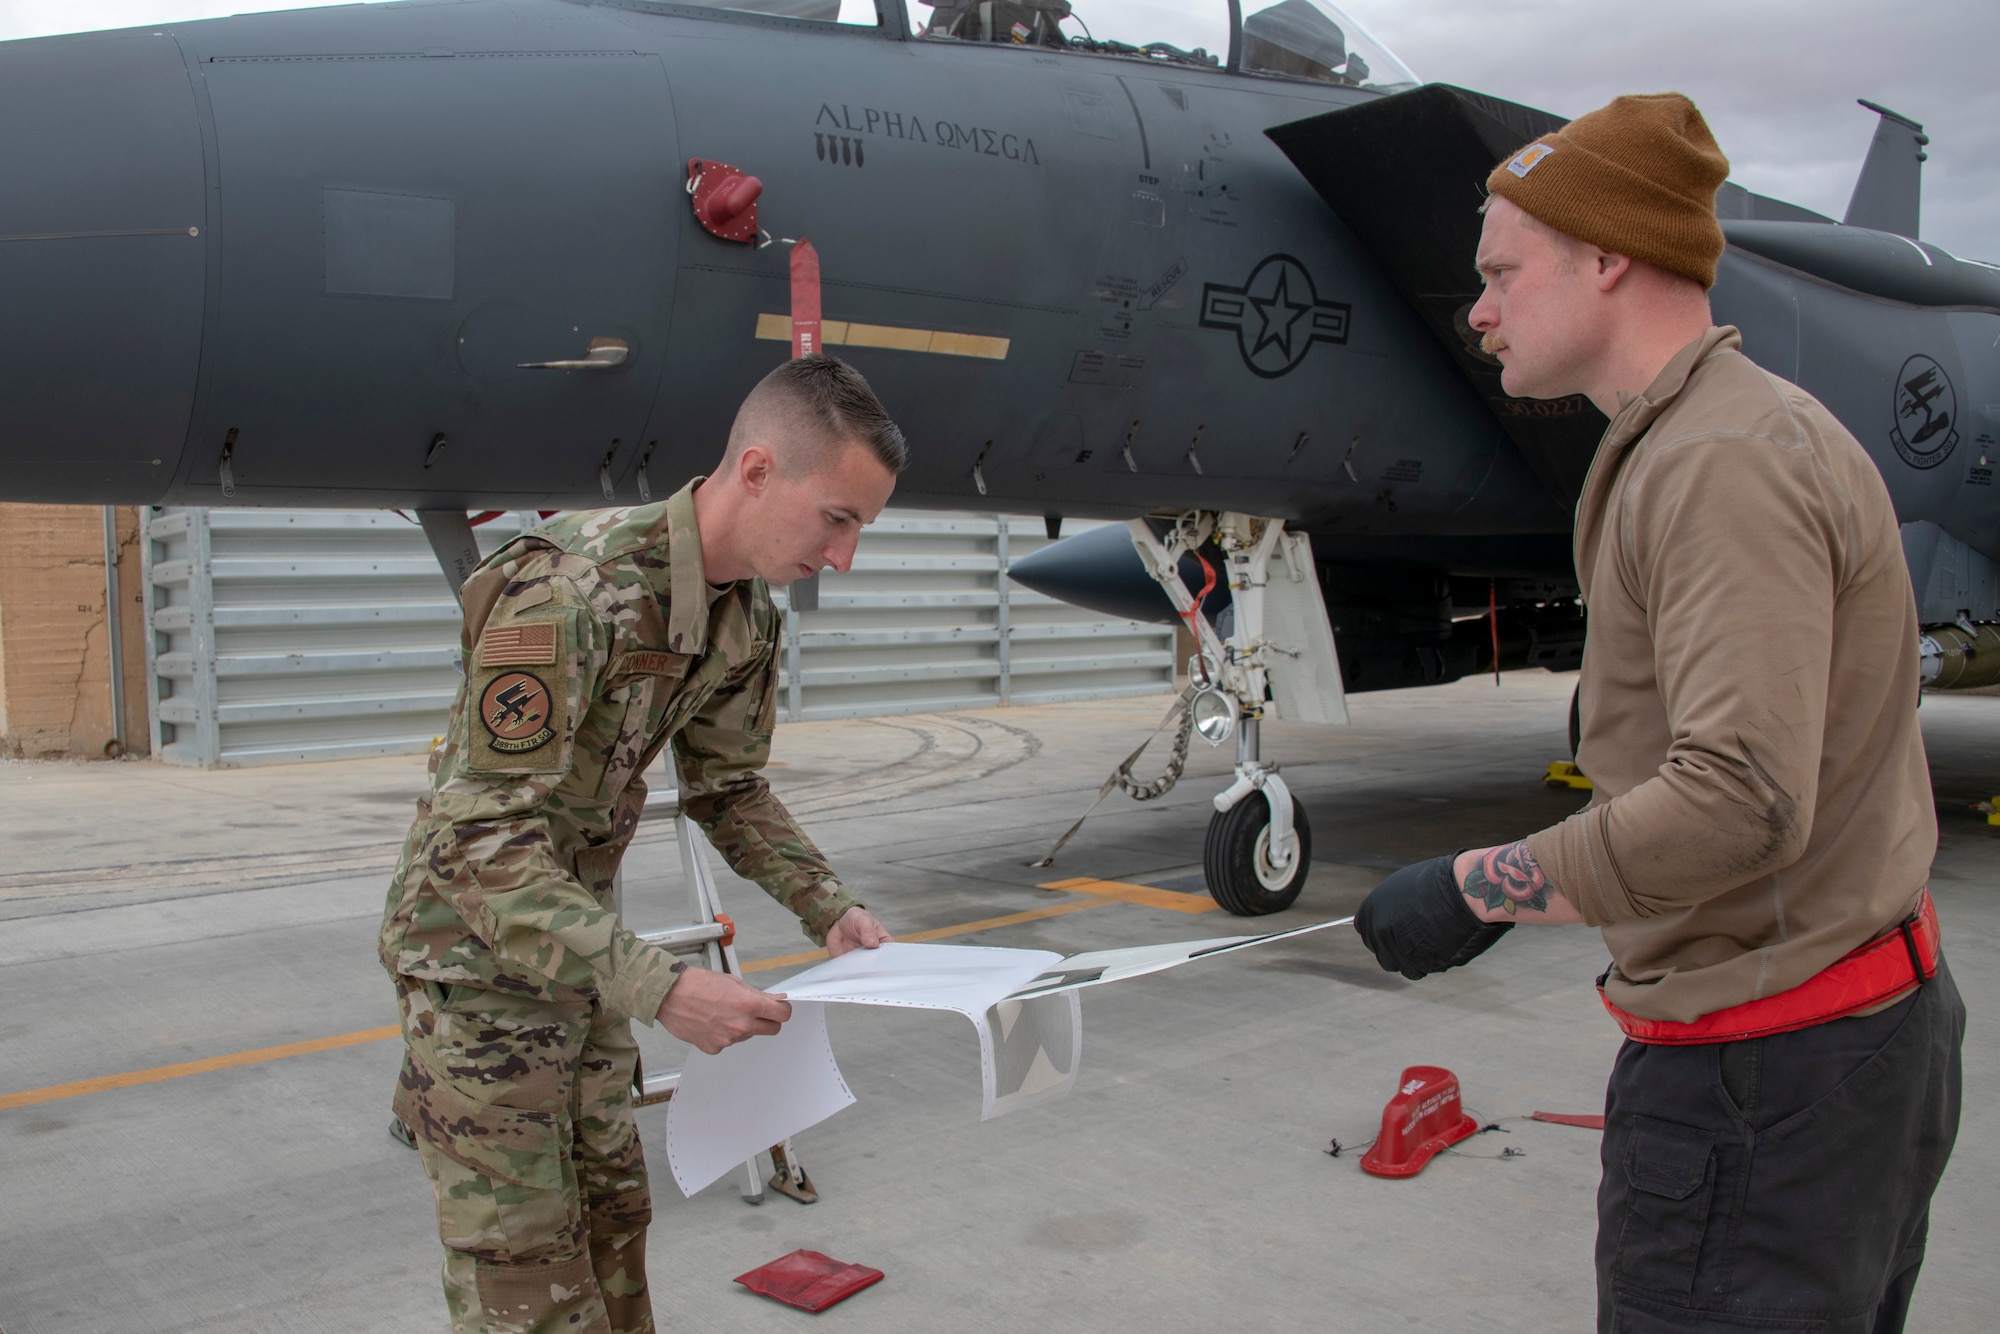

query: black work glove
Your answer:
[1354,853,1514,980]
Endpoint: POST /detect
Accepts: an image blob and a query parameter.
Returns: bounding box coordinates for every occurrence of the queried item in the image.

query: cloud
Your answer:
[0,0,258,40]
[1360,0,2000,260]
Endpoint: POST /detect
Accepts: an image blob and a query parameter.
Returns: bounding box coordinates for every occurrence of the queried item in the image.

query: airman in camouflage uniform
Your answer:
[381,356,906,1334]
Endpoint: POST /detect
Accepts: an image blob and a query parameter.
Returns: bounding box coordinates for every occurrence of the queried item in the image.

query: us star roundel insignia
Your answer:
[479,671,557,754]
[1199,254,1351,379]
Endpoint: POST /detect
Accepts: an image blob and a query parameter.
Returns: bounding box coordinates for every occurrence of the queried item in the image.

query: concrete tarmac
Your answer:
[0,671,1991,1332]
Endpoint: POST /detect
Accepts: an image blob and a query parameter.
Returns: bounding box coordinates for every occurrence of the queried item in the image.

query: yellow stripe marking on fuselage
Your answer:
[753,312,1010,360]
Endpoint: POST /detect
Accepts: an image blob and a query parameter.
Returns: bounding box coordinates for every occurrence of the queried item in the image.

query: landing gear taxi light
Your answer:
[1191,687,1237,746]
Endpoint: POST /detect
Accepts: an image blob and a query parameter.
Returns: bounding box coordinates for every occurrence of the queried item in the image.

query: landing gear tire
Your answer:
[1204,797,1312,916]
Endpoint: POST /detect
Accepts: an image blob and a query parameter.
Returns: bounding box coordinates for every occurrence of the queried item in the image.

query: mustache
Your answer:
[1480,332,1506,356]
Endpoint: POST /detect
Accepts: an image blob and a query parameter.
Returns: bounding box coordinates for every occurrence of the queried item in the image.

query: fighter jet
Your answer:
[3,0,1995,914]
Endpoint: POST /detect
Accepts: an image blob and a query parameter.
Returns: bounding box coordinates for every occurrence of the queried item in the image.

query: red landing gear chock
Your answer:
[1360,1065,1480,1178]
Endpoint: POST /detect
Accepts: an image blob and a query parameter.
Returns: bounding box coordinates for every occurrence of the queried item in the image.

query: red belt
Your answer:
[1600,890,1939,1046]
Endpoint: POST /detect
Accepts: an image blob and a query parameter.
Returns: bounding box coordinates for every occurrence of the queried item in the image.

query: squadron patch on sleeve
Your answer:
[464,613,574,773]
[478,671,558,754]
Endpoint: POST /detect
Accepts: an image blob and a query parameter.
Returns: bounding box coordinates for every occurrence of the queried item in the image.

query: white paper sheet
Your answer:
[667,944,1072,1194]
[983,991,1083,1117]
[664,924,1348,1196]
[769,943,1088,1123]
[775,941,1062,1014]
[1001,918,1352,999]
[663,1001,854,1198]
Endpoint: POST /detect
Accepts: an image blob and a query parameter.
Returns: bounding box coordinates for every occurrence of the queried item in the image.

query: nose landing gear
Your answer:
[1126,512,1345,916]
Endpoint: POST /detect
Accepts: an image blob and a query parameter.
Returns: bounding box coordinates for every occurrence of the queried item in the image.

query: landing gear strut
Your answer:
[1127,512,1344,916]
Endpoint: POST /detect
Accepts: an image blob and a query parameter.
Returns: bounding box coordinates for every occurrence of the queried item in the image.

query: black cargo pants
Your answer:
[1597,958,1964,1333]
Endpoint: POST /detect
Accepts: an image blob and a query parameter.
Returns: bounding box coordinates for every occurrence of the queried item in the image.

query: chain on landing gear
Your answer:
[1027,684,1198,868]
[1028,511,1343,907]
[1115,695,1194,800]
[1125,512,1342,915]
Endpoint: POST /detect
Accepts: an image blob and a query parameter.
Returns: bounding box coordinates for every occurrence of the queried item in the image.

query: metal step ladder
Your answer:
[625,784,817,1206]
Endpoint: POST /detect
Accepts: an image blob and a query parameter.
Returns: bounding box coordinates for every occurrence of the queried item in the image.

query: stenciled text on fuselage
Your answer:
[814,103,1040,165]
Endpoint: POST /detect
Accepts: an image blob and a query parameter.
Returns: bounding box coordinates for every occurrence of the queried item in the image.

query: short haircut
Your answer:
[724,355,909,476]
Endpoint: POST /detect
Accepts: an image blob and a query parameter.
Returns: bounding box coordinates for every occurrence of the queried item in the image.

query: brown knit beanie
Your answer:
[1486,93,1730,288]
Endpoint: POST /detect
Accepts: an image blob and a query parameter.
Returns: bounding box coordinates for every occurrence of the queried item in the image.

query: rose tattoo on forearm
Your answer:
[1463,841,1551,915]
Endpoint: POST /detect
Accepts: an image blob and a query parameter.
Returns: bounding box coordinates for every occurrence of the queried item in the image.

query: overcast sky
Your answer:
[4,0,1993,259]
[1363,0,1999,262]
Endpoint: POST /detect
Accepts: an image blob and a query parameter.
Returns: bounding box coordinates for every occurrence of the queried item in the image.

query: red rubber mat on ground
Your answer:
[735,1248,884,1312]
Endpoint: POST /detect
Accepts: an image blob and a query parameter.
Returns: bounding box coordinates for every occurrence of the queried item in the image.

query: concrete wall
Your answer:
[0,504,149,759]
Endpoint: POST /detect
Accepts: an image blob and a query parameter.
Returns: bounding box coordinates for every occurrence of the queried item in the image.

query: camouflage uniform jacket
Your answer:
[379,480,858,1026]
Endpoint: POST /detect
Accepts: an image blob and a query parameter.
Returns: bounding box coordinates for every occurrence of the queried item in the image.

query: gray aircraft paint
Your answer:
[1717,252,2000,557]
[0,0,1993,586]
[0,0,1549,544]
[0,29,206,502]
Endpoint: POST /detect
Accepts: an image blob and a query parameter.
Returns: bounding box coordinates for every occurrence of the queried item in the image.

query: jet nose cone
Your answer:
[1010,522,1232,625]
[0,28,206,502]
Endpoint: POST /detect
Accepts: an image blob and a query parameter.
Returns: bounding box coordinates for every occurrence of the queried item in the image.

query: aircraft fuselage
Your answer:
[3,0,1996,575]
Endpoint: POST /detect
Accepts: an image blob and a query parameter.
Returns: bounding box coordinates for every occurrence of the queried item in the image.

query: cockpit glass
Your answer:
[1239,0,1417,90]
[914,0,1228,70]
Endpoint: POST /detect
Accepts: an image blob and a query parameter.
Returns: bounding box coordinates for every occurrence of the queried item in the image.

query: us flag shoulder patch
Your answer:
[479,621,558,667]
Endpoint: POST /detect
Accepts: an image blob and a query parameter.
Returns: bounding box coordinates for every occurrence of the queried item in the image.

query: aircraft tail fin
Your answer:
[1266,85,1603,508]
[1843,100,1927,239]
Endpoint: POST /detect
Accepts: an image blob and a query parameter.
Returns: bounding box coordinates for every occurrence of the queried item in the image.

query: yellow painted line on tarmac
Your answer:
[1039,876,1219,914]
[0,1026,401,1112]
[0,897,1116,1111]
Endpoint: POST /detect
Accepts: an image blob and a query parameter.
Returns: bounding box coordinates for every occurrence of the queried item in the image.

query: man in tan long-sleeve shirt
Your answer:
[1354,95,1963,1333]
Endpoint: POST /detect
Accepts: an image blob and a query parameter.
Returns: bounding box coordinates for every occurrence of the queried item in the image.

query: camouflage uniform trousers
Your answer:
[393,976,655,1334]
